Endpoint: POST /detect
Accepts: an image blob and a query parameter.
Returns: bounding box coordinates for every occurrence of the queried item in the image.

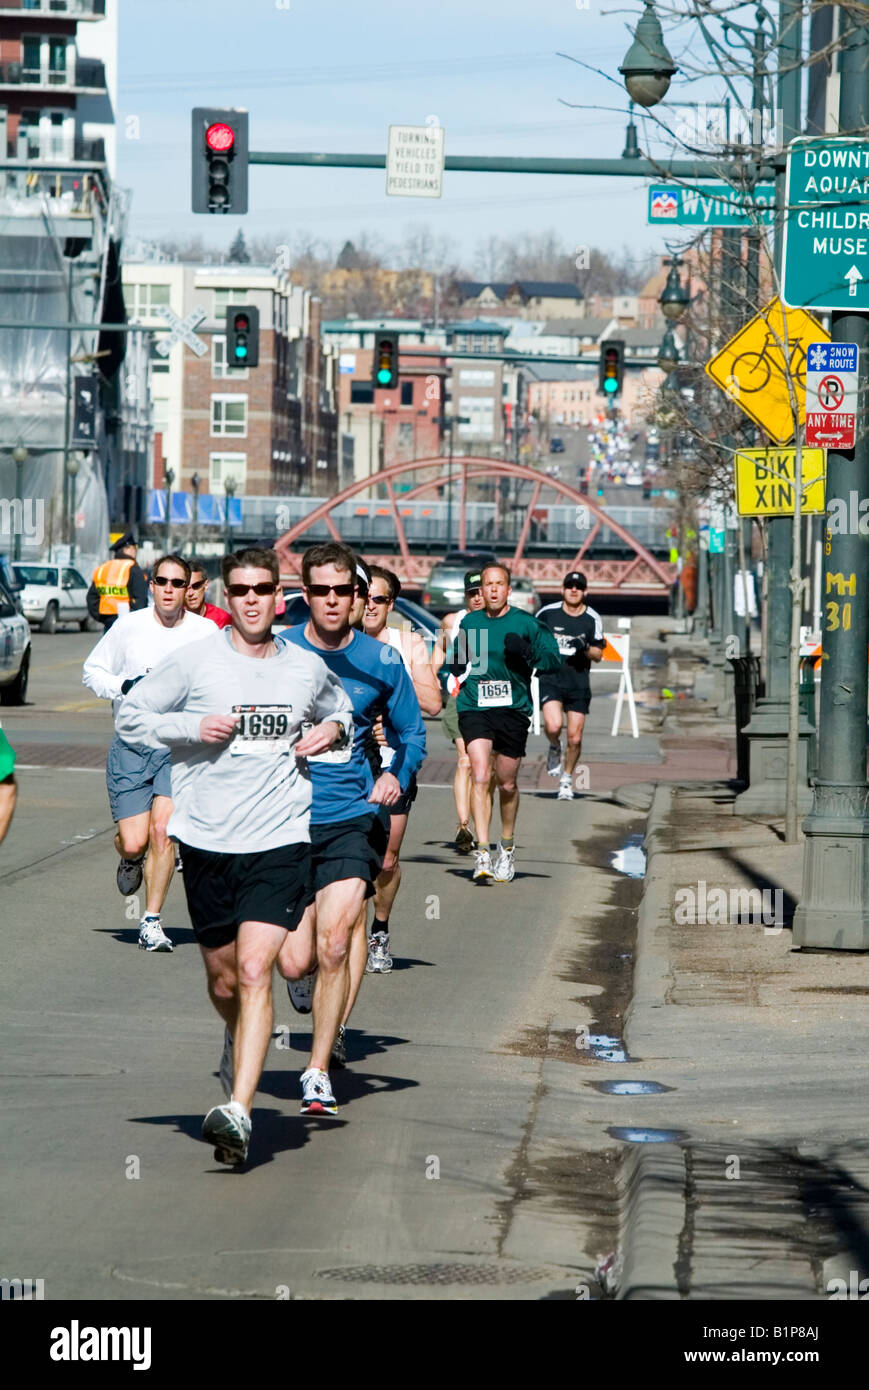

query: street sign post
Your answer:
[154,305,208,359]
[705,297,829,443]
[648,183,775,226]
[805,340,858,449]
[734,447,826,515]
[782,137,869,312]
[386,125,445,199]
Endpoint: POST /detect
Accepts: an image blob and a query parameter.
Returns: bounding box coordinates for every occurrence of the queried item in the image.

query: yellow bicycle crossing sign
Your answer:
[705,297,829,444]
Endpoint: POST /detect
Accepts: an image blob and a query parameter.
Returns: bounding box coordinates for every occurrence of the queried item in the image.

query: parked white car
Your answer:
[14,563,92,634]
[0,574,31,704]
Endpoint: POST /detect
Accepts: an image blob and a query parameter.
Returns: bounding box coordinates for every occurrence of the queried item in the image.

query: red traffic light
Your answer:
[206,122,235,153]
[233,312,250,332]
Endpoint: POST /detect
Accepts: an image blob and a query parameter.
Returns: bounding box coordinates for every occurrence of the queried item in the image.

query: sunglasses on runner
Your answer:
[227,582,277,597]
[153,576,187,589]
[366,594,390,605]
[187,578,207,591]
[305,583,355,597]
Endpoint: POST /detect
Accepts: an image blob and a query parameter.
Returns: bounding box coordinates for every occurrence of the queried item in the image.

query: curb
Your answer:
[616,781,685,1299]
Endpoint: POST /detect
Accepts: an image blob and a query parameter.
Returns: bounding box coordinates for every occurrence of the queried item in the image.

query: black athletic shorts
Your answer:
[539,675,591,715]
[390,773,418,818]
[177,841,314,949]
[310,812,389,898]
[457,708,530,760]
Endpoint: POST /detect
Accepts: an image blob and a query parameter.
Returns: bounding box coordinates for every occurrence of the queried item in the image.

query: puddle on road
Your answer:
[611,834,646,879]
[592,1080,674,1096]
[607,1126,687,1144]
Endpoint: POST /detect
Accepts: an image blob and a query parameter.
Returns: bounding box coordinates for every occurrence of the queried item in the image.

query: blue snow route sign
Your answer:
[806,342,858,372]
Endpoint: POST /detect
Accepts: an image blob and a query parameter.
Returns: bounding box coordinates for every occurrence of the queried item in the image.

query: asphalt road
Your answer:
[1,631,647,1301]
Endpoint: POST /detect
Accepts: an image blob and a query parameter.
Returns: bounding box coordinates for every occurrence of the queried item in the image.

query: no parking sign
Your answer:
[805,341,858,449]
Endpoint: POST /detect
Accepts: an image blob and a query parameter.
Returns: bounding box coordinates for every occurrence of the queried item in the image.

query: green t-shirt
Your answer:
[456,606,562,716]
[0,726,15,782]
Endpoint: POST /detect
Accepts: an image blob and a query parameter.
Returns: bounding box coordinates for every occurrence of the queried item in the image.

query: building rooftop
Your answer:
[540,316,613,338]
[455,280,585,301]
[521,362,597,382]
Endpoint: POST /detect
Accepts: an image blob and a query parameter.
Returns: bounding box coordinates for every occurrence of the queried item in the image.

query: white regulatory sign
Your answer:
[805,340,858,449]
[386,124,445,199]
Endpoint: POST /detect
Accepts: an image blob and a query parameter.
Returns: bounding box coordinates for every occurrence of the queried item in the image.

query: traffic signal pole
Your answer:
[248,151,764,181]
[793,15,869,949]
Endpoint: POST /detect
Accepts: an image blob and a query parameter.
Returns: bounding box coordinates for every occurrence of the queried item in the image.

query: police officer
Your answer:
[88,533,149,632]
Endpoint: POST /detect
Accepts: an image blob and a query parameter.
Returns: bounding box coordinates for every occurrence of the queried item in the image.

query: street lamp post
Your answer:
[223,475,236,555]
[190,471,200,555]
[66,454,80,563]
[163,468,174,553]
[11,444,27,563]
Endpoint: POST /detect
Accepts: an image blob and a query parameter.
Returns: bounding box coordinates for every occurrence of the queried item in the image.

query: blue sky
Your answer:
[117,0,725,269]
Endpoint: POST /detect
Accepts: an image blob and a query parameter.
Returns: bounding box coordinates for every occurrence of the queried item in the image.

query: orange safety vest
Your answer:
[92,558,134,616]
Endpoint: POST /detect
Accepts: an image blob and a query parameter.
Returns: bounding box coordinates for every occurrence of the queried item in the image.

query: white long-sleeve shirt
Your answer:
[82,607,214,724]
[114,627,354,853]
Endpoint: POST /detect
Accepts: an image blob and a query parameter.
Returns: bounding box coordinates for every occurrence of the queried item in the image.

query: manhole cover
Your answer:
[315,1262,556,1286]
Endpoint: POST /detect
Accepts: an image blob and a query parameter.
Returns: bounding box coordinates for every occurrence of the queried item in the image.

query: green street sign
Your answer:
[648,184,775,227]
[782,136,869,312]
[709,529,725,554]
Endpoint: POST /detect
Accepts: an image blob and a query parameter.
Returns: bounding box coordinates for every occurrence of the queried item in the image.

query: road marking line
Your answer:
[51,699,104,711]
[16,764,102,772]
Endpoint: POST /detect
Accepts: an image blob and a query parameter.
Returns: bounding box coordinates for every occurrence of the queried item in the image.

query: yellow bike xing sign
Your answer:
[706,297,829,443]
[734,446,826,515]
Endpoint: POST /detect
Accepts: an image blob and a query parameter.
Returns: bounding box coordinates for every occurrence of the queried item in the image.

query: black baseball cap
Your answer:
[563,571,587,590]
[111,532,137,553]
[464,570,483,591]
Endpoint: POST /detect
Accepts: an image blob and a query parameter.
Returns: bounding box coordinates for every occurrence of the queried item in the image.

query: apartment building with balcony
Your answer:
[0,0,122,566]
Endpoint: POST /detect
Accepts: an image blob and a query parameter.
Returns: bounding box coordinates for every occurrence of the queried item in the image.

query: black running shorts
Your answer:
[457,708,530,759]
[177,841,314,949]
[310,812,389,898]
[390,773,418,818]
[539,674,591,715]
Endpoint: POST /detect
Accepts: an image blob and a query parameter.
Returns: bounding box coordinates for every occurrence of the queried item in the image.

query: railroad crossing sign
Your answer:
[705,297,829,443]
[805,341,858,449]
[154,305,208,358]
[782,137,869,312]
[734,447,826,515]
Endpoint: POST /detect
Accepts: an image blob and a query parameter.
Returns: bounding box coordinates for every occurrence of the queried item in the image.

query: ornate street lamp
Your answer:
[12,444,27,562]
[163,467,175,552]
[66,453,81,563]
[657,326,681,374]
[659,258,691,321]
[619,0,677,109]
[223,475,236,555]
[190,471,200,555]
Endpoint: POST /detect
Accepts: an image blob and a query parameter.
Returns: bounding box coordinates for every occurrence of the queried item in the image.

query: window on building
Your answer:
[151,398,169,435]
[48,37,67,83]
[210,452,247,494]
[398,422,414,452]
[400,380,414,406]
[22,38,41,81]
[458,396,495,440]
[212,334,249,381]
[211,394,247,438]
[124,282,171,320]
[350,382,374,404]
[47,111,66,158]
[18,108,40,159]
[213,288,250,317]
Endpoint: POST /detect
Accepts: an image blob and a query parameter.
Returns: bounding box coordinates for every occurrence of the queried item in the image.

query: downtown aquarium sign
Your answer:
[782,137,869,313]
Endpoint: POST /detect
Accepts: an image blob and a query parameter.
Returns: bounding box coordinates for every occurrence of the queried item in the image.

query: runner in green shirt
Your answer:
[0,724,17,847]
[457,564,561,883]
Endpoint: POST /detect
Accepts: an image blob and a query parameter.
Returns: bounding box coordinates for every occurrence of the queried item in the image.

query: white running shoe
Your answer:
[472,849,494,882]
[366,931,393,974]
[218,1027,233,1100]
[331,1024,347,1069]
[202,1100,251,1165]
[138,915,173,952]
[300,1068,338,1116]
[558,774,575,801]
[493,845,515,882]
[287,970,316,1014]
[546,742,563,778]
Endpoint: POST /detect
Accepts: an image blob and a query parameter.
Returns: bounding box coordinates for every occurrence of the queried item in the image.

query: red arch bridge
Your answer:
[274,456,677,598]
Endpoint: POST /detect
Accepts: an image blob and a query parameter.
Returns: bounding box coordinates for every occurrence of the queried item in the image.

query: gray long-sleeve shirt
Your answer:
[114,627,353,853]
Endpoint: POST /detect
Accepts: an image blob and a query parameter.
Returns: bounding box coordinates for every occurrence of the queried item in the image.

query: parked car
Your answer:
[0,556,23,608]
[549,437,565,454]
[508,575,541,616]
[13,563,92,633]
[0,574,31,704]
[422,552,497,615]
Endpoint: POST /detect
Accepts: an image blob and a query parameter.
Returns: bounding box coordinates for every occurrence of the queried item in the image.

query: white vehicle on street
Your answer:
[0,573,31,704]
[14,563,92,634]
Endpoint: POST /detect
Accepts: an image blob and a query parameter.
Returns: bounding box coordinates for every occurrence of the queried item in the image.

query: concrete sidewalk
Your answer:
[607,686,869,1300]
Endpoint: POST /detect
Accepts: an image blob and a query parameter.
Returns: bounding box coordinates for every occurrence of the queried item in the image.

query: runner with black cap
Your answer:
[457,563,561,883]
[536,571,604,801]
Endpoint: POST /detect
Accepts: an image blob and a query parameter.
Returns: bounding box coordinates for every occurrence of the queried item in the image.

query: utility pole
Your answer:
[735,0,813,816]
[793,15,869,948]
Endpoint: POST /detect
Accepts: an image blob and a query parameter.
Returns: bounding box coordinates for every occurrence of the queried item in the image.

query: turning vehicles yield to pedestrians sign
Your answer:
[805,341,858,449]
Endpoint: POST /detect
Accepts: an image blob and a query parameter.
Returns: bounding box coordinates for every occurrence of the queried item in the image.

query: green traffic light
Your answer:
[377,369,392,384]
[604,378,618,393]
[235,343,248,360]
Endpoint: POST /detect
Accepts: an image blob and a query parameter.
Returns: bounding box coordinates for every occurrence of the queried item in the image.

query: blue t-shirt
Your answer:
[278,624,426,825]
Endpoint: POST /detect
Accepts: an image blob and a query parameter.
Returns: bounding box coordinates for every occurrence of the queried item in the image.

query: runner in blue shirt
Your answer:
[275,543,426,1116]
